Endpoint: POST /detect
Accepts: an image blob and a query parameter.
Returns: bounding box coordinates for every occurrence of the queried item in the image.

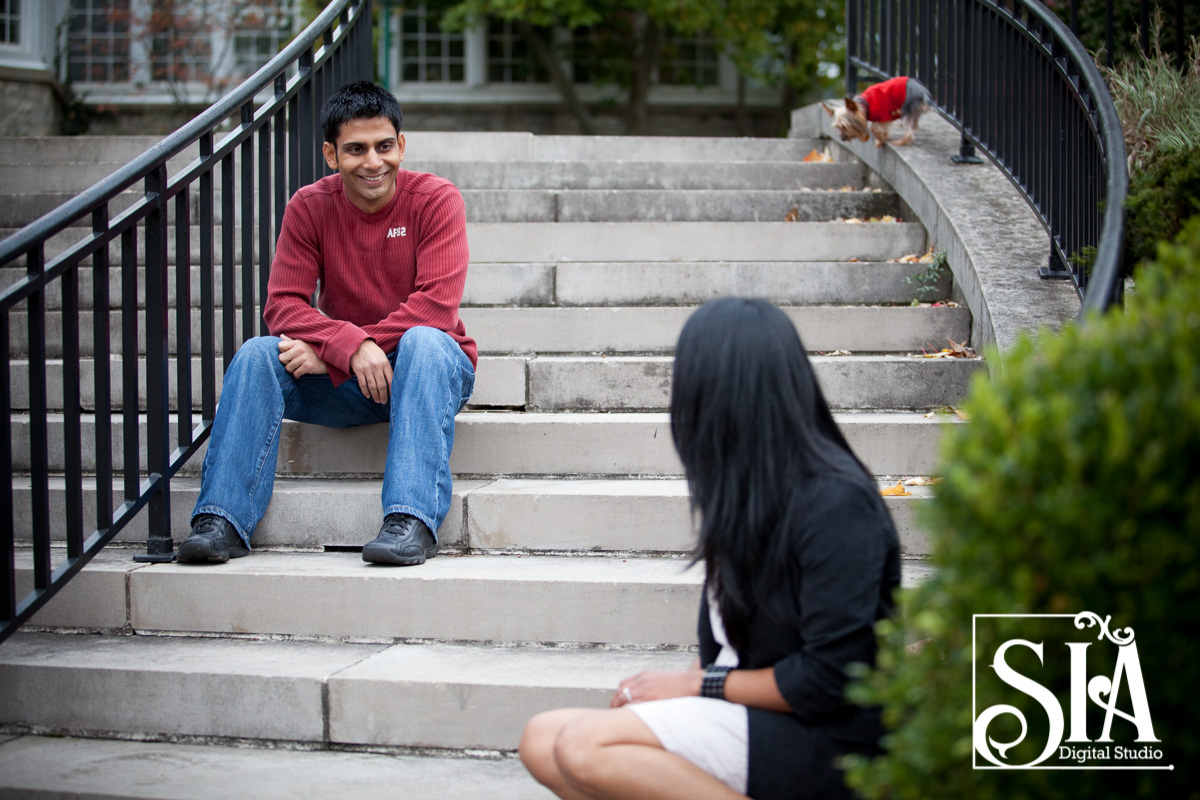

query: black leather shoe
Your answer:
[176,515,249,563]
[362,514,438,566]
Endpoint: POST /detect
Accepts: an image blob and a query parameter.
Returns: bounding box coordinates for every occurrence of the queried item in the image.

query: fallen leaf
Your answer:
[881,481,912,496]
[817,349,853,357]
[904,476,942,486]
[952,406,971,421]
[784,207,800,222]
[803,147,834,163]
[847,257,861,262]
[946,338,977,358]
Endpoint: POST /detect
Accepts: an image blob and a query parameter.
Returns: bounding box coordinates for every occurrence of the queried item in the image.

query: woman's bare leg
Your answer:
[550,708,747,800]
[520,708,594,800]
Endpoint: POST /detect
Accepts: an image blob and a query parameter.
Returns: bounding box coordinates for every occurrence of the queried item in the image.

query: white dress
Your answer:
[628,587,750,794]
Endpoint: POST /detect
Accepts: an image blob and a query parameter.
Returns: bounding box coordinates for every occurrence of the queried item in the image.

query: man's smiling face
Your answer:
[323,116,405,214]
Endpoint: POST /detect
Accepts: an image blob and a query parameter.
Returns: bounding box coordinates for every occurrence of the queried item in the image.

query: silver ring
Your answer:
[621,687,634,703]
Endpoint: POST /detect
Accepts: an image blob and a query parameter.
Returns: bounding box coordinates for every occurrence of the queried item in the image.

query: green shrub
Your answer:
[1123,146,1200,269]
[844,219,1200,799]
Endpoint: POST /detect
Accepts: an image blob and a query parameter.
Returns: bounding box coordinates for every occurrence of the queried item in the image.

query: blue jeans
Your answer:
[192,326,475,547]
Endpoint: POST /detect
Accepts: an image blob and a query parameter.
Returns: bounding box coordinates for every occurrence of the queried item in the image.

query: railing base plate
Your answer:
[133,553,176,563]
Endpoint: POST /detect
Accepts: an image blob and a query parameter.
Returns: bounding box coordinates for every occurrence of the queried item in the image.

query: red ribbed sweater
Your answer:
[263,171,477,386]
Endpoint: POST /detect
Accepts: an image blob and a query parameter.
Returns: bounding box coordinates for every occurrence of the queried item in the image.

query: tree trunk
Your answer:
[517,20,597,135]
[625,13,661,136]
[737,75,749,137]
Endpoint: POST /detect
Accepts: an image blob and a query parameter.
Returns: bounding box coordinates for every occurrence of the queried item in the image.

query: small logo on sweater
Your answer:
[387,226,407,238]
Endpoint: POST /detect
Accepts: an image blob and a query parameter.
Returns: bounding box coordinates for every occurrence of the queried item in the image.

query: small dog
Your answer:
[823,76,932,148]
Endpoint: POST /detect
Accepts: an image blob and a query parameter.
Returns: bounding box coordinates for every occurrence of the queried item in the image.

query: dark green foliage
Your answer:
[903,251,948,302]
[1123,146,1200,268]
[1045,0,1200,67]
[845,219,1200,799]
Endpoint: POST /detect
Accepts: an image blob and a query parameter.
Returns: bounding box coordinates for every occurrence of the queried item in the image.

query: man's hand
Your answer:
[350,339,393,404]
[278,335,328,377]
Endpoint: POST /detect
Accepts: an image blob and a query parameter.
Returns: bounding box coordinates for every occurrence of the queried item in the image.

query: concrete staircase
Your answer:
[0,132,977,797]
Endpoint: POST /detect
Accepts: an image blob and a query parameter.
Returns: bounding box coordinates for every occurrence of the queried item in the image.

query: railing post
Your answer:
[1,300,13,623]
[952,134,983,164]
[1040,246,1072,279]
[135,164,175,563]
[845,0,859,98]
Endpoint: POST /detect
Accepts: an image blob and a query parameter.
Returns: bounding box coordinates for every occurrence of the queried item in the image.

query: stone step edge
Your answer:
[0,736,543,800]
[13,550,934,645]
[10,475,938,557]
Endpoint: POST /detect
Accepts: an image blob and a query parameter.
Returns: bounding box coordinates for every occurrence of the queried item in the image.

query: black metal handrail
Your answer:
[0,0,374,645]
[845,0,1128,315]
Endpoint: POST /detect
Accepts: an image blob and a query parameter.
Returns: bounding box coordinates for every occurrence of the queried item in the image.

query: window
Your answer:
[149,0,213,84]
[230,4,293,76]
[486,19,547,84]
[658,35,720,87]
[64,0,296,90]
[66,0,132,82]
[0,0,19,46]
[400,5,464,83]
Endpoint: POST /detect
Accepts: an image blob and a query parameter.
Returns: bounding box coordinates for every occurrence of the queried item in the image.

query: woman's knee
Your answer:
[519,711,561,777]
[553,715,610,792]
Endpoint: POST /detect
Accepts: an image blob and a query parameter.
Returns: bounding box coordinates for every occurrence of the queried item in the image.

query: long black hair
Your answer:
[670,297,875,652]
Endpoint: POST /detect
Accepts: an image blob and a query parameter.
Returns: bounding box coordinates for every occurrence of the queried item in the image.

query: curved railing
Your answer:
[0,0,374,644]
[845,0,1128,315]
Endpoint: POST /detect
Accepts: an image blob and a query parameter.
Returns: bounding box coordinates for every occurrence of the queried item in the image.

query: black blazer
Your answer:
[697,474,901,800]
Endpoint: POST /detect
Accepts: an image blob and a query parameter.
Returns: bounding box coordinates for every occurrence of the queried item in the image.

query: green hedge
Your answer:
[1124,146,1200,269]
[845,219,1200,799]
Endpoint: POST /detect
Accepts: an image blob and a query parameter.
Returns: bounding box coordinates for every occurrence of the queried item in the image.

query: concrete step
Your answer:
[3,187,899,229]
[6,303,968,358]
[11,410,956,477]
[11,477,936,557]
[4,220,926,269]
[0,133,833,167]
[462,305,971,355]
[465,221,926,263]
[15,550,705,644]
[9,352,978,414]
[0,632,693,750]
[0,735,553,800]
[7,354,524,412]
[12,549,934,640]
[1,224,260,270]
[523,354,982,411]
[416,160,869,190]
[3,259,949,311]
[463,188,899,224]
[526,135,835,163]
[0,136,199,166]
[1,159,869,194]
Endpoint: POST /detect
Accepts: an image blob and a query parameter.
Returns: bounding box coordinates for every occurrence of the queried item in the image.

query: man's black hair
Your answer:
[321,81,403,144]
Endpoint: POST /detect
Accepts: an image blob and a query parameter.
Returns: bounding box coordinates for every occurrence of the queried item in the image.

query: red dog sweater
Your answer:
[859,77,909,122]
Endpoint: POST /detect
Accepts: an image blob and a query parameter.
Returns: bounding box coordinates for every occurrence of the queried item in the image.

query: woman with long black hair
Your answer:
[519,297,901,800]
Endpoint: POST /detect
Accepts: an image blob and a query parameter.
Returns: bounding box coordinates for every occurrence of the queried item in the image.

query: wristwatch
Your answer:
[701,664,733,699]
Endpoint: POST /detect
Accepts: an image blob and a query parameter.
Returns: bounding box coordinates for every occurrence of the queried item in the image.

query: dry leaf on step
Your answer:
[902,474,940,489]
[946,338,976,358]
[784,207,800,222]
[880,481,912,497]
[803,147,833,162]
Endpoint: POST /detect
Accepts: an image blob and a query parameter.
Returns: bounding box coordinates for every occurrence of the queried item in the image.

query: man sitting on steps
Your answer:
[177,81,476,567]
